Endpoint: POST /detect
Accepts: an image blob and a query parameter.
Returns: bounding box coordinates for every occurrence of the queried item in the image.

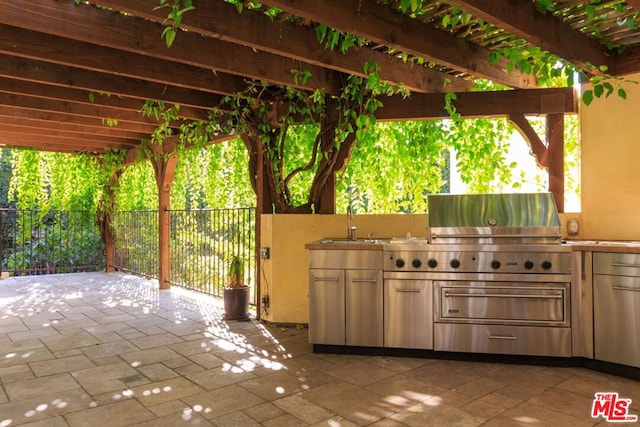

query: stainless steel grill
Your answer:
[383,193,573,357]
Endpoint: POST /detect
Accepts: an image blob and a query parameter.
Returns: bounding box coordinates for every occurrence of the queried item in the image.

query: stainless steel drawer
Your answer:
[434,323,572,357]
[593,252,640,276]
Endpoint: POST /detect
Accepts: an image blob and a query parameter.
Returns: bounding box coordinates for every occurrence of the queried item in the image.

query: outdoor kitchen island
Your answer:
[306,194,640,379]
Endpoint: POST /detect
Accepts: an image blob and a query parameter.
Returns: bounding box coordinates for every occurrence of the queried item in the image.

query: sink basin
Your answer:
[320,239,386,245]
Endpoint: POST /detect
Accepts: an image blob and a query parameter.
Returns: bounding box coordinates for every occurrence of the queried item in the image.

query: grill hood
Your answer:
[427,193,562,244]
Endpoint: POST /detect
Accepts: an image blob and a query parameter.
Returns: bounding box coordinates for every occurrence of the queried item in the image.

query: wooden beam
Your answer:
[0,115,149,140]
[263,0,537,88]
[0,77,207,121]
[0,54,222,110]
[95,0,471,93]
[3,125,139,147]
[0,91,159,126]
[0,104,157,134]
[0,132,132,153]
[547,114,565,212]
[0,24,249,96]
[376,87,577,121]
[609,45,640,76]
[2,121,140,147]
[447,0,611,73]
[0,0,343,95]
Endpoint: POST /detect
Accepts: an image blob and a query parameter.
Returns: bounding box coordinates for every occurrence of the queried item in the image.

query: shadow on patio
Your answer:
[1,272,638,426]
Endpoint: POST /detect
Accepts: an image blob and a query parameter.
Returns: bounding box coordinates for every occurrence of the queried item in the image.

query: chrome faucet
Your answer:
[346,206,356,240]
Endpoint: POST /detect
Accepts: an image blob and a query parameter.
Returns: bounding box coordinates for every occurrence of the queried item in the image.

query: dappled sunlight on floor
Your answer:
[1,272,638,426]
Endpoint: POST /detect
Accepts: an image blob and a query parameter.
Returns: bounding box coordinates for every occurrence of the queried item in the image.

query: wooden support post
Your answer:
[151,153,178,290]
[547,113,565,212]
[509,113,565,212]
[103,172,120,273]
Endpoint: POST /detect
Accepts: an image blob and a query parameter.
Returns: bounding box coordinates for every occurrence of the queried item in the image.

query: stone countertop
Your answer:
[563,240,640,254]
[306,238,640,254]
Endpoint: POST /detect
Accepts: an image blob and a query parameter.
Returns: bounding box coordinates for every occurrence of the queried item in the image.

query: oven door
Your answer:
[435,280,570,327]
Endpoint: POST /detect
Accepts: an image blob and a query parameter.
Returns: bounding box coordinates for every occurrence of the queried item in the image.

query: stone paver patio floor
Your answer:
[1,272,638,426]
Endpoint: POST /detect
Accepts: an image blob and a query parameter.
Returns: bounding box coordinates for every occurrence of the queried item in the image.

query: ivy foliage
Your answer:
[0,149,15,208]
[7,150,105,213]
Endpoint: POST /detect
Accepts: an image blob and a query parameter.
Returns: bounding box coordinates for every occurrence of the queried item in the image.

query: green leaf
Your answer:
[593,84,604,98]
[618,88,627,100]
[316,24,327,43]
[603,82,614,97]
[582,89,594,106]
[488,51,501,66]
[162,27,176,47]
[399,0,412,13]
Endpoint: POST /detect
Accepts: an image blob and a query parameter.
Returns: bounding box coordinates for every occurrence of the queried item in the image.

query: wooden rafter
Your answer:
[0,0,620,156]
[0,25,249,96]
[262,0,538,88]
[94,0,471,93]
[0,55,221,110]
[0,0,343,95]
[447,0,611,73]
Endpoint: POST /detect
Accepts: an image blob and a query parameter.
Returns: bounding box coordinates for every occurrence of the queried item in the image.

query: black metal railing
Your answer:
[112,210,159,278]
[0,209,105,276]
[112,208,256,303]
[170,208,255,301]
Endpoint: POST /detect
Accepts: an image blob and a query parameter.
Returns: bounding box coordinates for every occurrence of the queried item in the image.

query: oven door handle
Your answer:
[487,333,517,341]
[444,291,562,299]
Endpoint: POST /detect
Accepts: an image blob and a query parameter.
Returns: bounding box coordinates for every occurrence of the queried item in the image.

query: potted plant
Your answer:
[223,255,250,320]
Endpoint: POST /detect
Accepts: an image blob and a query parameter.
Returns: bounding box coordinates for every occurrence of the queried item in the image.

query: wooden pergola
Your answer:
[2,0,640,291]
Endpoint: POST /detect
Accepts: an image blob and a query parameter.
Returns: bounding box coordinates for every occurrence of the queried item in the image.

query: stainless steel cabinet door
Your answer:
[309,269,345,345]
[346,269,383,347]
[384,279,433,349]
[594,274,640,368]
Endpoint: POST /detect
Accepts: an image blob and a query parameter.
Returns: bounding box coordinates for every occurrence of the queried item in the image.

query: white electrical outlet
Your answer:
[567,219,580,236]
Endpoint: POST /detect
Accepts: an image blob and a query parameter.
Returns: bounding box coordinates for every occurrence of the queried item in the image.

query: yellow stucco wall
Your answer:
[259,213,428,324]
[581,72,640,240]
[258,75,640,324]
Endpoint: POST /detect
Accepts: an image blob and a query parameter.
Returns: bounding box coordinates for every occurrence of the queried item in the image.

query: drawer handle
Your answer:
[612,285,640,292]
[313,277,339,282]
[395,288,422,293]
[611,262,640,268]
[444,292,562,299]
[487,333,517,340]
[351,279,378,284]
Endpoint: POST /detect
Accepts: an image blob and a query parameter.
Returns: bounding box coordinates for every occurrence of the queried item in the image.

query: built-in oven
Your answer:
[433,275,572,357]
[435,280,569,326]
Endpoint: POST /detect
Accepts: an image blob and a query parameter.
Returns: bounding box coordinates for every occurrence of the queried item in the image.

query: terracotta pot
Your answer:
[223,286,250,320]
